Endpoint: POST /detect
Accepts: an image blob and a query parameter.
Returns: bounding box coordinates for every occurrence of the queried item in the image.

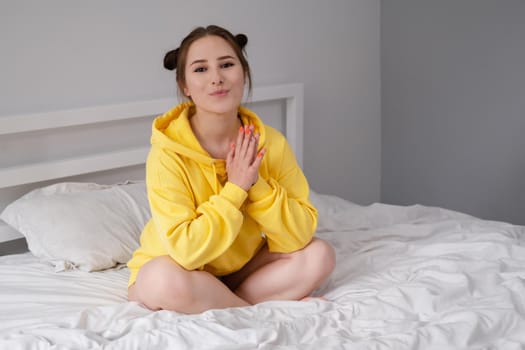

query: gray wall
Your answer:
[381,1,525,224]
[0,0,381,205]
[3,1,523,225]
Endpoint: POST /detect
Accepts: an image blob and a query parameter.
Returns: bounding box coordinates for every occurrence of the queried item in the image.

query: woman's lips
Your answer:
[210,89,229,96]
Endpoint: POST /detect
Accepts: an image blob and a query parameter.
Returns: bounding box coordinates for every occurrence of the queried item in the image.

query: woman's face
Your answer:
[183,35,245,116]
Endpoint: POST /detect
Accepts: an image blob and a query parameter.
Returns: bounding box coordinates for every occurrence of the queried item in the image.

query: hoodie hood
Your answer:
[152,101,266,162]
[150,101,266,192]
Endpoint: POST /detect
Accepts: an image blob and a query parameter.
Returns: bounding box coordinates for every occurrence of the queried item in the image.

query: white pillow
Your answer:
[0,182,150,272]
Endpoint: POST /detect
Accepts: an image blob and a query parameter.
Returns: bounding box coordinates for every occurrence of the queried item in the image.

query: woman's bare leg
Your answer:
[128,238,335,313]
[128,256,249,314]
[225,238,336,304]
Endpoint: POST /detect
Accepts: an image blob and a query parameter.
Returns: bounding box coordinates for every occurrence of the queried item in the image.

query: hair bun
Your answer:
[163,48,179,71]
[235,34,248,49]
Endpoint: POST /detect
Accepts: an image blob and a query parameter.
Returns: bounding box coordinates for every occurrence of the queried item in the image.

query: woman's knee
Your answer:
[302,238,336,278]
[131,256,194,310]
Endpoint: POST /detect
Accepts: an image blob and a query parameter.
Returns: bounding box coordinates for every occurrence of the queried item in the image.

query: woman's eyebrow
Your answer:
[190,59,207,66]
[217,55,236,61]
[190,56,235,66]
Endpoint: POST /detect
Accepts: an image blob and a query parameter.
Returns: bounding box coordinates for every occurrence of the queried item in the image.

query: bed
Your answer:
[1,84,525,349]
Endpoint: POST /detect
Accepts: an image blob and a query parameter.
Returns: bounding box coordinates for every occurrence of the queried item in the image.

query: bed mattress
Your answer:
[1,196,525,349]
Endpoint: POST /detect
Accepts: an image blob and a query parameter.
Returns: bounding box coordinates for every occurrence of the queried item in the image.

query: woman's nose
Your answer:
[210,69,224,85]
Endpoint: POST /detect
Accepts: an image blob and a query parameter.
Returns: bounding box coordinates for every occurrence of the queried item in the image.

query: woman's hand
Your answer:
[226,125,266,191]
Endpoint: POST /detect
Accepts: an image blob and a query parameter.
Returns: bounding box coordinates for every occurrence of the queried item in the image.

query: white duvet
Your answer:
[1,194,525,349]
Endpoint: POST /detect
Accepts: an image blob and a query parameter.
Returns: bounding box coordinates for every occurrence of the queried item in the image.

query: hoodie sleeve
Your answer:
[245,133,318,253]
[146,148,247,271]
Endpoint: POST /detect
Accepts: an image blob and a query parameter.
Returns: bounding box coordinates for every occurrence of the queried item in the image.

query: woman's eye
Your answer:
[221,62,234,68]
[194,67,206,73]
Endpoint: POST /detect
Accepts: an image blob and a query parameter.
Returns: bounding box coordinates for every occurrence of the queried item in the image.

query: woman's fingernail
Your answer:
[239,126,244,133]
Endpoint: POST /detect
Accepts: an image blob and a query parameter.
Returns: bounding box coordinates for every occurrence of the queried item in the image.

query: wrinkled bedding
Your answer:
[1,194,525,349]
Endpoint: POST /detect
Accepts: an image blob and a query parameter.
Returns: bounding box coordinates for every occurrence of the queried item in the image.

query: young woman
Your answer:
[127,25,335,314]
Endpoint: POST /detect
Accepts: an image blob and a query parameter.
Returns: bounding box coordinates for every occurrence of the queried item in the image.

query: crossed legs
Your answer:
[128,238,336,314]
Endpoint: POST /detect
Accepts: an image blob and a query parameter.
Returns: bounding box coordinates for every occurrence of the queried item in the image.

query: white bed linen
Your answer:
[1,195,525,349]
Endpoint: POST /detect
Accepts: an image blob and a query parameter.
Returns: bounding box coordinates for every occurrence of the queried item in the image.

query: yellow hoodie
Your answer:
[127,102,317,286]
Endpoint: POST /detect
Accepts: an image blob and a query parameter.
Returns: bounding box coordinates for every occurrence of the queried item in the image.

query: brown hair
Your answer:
[164,25,252,98]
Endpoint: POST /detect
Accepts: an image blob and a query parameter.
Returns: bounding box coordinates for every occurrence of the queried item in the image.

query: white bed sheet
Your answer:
[1,194,525,349]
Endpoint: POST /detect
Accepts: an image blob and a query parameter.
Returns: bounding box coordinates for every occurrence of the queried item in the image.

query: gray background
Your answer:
[1,1,523,225]
[0,0,381,207]
[382,0,525,224]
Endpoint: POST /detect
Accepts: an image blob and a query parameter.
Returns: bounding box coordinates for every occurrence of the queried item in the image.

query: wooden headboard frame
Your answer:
[0,83,304,245]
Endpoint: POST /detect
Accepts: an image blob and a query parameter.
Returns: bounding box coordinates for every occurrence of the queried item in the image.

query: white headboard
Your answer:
[0,83,304,247]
